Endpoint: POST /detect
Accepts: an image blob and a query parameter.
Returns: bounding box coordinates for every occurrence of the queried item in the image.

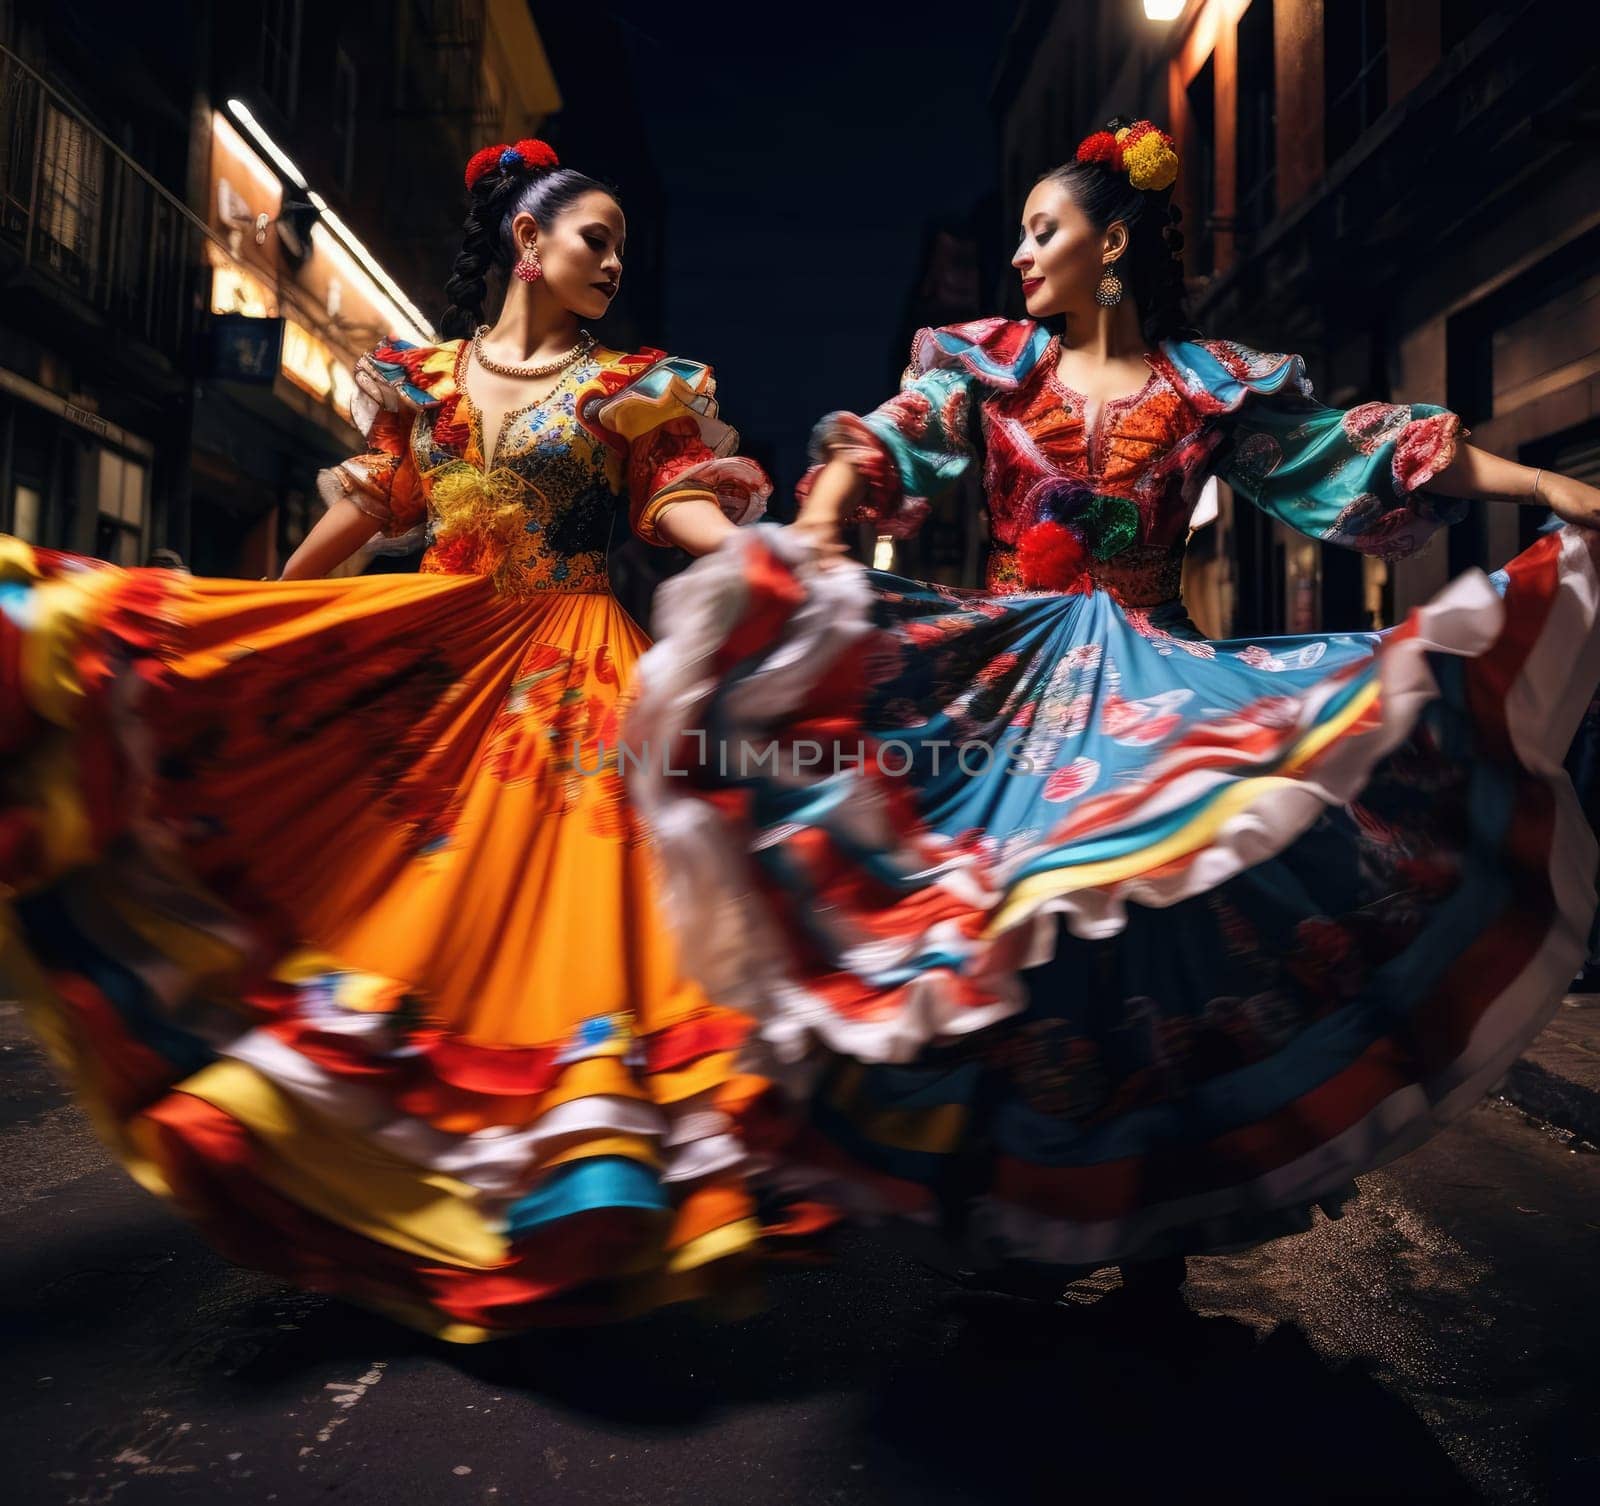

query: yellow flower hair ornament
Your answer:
[1075,121,1180,194]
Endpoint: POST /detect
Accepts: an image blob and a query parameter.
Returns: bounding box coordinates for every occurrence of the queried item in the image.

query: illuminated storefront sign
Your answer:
[211,313,284,384]
[280,319,336,400]
[210,256,276,319]
[207,105,430,430]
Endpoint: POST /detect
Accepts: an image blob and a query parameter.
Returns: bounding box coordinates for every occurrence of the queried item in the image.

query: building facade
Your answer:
[0,0,207,571]
[0,1,673,582]
[992,0,1599,635]
[187,1,563,576]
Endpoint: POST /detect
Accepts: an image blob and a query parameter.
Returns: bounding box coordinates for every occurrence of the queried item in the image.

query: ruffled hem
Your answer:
[794,321,1049,540]
[638,459,771,545]
[351,337,458,430]
[0,541,835,1338]
[628,523,1600,1067]
[626,520,1600,1267]
[906,318,1053,389]
[1392,409,1463,496]
[581,353,772,544]
[798,413,929,541]
[1155,338,1315,415]
[316,453,398,524]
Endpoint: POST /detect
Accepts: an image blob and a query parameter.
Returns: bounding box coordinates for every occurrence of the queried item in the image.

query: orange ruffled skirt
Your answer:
[0,539,830,1340]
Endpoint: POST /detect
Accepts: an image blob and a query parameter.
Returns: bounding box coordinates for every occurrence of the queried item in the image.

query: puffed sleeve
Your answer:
[797,318,1054,539]
[314,341,432,542]
[1164,338,1467,560]
[586,354,770,547]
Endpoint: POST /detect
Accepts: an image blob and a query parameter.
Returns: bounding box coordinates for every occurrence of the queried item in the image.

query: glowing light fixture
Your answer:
[225,99,307,189]
[1143,0,1185,19]
[310,198,433,341]
[212,112,281,199]
[223,100,433,342]
[309,224,430,348]
[872,536,896,571]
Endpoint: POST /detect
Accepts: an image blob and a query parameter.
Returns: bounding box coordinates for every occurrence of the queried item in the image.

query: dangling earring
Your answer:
[515,245,543,283]
[1094,258,1124,308]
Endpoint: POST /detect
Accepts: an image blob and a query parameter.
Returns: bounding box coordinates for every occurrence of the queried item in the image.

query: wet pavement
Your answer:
[2,1001,1597,1505]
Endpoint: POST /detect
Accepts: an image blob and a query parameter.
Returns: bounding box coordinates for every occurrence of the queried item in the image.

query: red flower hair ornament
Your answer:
[1075,131,1122,169]
[464,138,560,192]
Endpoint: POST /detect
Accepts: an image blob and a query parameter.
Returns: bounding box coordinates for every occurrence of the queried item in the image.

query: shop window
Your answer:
[1325,0,1388,165]
[94,449,148,565]
[38,104,102,281]
[12,482,41,543]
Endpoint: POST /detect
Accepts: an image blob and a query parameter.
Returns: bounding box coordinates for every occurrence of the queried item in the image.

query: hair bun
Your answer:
[464,138,560,192]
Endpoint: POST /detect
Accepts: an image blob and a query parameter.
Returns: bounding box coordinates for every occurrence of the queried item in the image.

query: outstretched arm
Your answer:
[652,494,739,556]
[280,499,379,579]
[791,457,864,562]
[1430,443,1600,529]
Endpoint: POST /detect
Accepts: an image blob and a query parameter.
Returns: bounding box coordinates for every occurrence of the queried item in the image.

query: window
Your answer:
[94,450,147,565]
[38,105,102,280]
[1186,56,1216,276]
[332,47,358,194]
[1325,0,1388,165]
[12,483,41,543]
[259,0,304,118]
[1235,0,1276,239]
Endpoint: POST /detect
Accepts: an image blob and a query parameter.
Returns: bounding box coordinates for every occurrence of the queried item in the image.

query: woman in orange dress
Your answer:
[0,138,825,1340]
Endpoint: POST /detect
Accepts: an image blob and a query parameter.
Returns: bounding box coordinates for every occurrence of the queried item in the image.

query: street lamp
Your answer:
[1144,0,1185,19]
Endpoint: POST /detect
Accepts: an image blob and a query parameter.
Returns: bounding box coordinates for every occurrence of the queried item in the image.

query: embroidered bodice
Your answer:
[319,338,768,596]
[803,319,1464,606]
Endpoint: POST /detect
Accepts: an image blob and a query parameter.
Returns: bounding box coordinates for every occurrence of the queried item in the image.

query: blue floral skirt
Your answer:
[626,523,1600,1269]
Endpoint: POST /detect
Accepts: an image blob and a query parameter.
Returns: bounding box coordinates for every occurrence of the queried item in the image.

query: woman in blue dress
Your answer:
[627,118,1600,1302]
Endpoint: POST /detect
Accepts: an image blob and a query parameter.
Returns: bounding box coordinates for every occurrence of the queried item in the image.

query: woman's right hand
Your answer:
[279,497,380,580]
[1541,470,1600,531]
[788,455,865,569]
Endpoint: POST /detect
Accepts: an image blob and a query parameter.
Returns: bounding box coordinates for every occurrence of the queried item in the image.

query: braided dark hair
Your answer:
[1039,115,1197,346]
[439,157,620,340]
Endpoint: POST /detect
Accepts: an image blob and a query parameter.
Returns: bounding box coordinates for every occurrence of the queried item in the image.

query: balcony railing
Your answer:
[0,45,205,364]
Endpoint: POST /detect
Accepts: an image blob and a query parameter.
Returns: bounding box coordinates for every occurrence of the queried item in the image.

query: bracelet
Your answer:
[1530,468,1545,503]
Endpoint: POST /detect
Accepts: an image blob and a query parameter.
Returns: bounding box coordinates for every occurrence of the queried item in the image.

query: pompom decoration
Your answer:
[1075,131,1122,169]
[1073,120,1179,193]
[464,138,560,191]
[1017,520,1092,593]
[1121,125,1179,192]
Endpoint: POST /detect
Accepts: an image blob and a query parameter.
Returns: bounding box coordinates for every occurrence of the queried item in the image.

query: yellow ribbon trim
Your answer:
[540,1134,662,1173]
[636,486,719,546]
[177,1059,506,1268]
[665,1216,763,1274]
[987,679,1382,935]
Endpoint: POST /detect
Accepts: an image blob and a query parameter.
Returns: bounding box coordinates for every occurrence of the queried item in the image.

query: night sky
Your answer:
[602,1,1023,501]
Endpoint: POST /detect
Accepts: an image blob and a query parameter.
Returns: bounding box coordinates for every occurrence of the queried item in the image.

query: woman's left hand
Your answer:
[1541,471,1600,530]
